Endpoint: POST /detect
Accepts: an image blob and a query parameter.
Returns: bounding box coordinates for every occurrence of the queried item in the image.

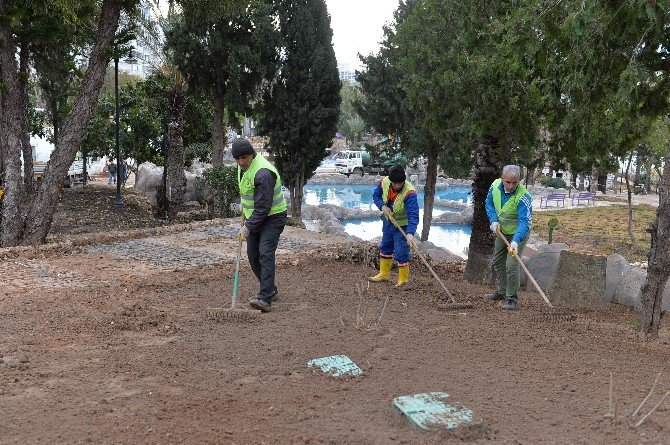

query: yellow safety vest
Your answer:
[381,177,416,226]
[491,178,530,235]
[238,155,287,219]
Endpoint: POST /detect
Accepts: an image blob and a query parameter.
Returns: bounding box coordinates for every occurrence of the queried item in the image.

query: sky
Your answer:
[156,0,399,69]
[325,0,398,69]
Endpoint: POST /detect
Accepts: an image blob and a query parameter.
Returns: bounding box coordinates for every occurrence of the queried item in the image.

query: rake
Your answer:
[386,214,474,311]
[206,219,260,321]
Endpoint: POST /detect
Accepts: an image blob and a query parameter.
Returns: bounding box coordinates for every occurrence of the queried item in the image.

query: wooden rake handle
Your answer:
[386,214,455,303]
[496,230,554,309]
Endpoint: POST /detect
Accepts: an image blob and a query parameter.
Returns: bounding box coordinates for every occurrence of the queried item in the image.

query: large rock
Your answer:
[536,243,569,254]
[605,254,630,302]
[551,250,607,309]
[134,162,198,206]
[523,251,562,293]
[612,268,647,311]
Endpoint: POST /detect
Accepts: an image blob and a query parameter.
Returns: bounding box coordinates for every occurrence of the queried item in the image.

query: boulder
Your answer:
[523,251,562,293]
[612,268,647,311]
[134,162,199,206]
[605,254,630,302]
[551,251,607,309]
[535,243,569,254]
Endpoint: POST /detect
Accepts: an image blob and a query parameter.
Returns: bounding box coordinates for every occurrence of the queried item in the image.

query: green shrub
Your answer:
[539,177,567,189]
[197,165,240,218]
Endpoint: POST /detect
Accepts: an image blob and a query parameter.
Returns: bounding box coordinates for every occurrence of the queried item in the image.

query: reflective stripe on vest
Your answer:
[238,155,287,219]
[381,177,416,227]
[491,178,530,235]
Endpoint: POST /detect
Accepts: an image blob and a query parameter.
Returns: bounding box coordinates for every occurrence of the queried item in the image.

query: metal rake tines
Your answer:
[206,307,260,321]
[532,312,579,322]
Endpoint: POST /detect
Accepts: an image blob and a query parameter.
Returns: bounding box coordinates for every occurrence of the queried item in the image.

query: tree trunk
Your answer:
[51,96,59,149]
[19,41,34,192]
[0,0,27,246]
[420,148,438,241]
[639,148,670,338]
[19,0,123,246]
[289,168,305,218]
[167,86,187,219]
[633,154,642,188]
[525,165,536,186]
[464,136,502,283]
[645,157,652,194]
[598,172,607,194]
[590,165,598,193]
[624,151,638,251]
[211,93,225,167]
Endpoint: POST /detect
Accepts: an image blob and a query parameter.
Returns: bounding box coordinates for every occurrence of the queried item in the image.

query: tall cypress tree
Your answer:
[259,0,340,218]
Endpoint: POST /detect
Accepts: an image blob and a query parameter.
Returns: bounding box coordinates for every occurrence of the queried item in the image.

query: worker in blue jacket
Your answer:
[368,165,420,286]
[485,164,532,310]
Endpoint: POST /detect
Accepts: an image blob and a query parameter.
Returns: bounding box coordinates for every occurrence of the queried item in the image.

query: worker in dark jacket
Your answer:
[232,138,287,313]
[368,165,420,286]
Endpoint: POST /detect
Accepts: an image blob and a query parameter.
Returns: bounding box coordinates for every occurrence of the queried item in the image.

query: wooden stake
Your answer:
[633,372,661,417]
[375,296,389,329]
[635,391,670,427]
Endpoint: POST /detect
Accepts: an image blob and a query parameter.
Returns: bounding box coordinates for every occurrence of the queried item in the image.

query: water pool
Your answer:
[303,184,471,211]
[341,215,472,258]
[302,184,473,258]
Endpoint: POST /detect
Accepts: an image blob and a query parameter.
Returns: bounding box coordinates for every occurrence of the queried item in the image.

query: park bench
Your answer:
[539,193,566,208]
[571,191,596,206]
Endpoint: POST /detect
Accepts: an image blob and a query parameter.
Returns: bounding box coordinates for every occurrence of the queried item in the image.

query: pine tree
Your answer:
[259,0,340,218]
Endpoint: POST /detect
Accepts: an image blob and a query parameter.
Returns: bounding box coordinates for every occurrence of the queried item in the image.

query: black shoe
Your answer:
[250,299,272,313]
[249,292,279,303]
[503,298,518,310]
[485,291,505,301]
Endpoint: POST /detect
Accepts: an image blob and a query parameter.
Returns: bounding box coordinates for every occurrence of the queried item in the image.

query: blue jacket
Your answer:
[373,180,420,235]
[485,181,532,243]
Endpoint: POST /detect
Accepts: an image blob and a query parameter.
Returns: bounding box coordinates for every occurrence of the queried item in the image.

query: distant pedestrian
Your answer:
[108,161,117,184]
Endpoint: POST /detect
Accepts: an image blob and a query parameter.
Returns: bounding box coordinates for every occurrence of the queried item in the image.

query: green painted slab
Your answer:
[307,355,363,377]
[393,392,473,431]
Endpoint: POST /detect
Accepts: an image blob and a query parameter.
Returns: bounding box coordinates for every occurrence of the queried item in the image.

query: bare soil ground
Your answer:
[2,185,670,444]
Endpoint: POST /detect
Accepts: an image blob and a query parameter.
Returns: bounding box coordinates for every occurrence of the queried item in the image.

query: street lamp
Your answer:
[113,42,123,206]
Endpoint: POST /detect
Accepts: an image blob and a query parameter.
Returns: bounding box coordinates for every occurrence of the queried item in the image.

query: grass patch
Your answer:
[532,204,657,262]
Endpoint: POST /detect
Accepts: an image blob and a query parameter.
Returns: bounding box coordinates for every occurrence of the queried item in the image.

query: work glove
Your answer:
[237,225,250,241]
[490,222,500,234]
[508,241,518,255]
[381,205,392,218]
[405,233,418,248]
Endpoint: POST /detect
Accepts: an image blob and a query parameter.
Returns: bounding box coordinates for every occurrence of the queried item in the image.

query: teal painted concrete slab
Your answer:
[307,355,363,378]
[393,392,473,431]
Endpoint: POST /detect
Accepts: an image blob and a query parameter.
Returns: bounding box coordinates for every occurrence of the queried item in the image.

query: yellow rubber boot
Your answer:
[395,265,409,287]
[369,258,393,282]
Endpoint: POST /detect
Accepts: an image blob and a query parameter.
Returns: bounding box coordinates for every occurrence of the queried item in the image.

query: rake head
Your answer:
[206,306,261,321]
[437,301,475,311]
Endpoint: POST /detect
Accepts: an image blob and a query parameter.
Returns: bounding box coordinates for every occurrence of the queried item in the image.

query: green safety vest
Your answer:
[381,177,416,226]
[491,178,530,235]
[238,155,287,219]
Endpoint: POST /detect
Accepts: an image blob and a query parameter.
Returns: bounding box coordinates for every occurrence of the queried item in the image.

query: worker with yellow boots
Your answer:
[368,165,420,287]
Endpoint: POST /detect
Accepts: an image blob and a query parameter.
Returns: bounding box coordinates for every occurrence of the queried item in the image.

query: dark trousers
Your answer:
[246,224,284,303]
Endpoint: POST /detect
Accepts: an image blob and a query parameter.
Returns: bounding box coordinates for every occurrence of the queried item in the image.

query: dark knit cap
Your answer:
[388,165,406,183]
[231,138,255,158]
